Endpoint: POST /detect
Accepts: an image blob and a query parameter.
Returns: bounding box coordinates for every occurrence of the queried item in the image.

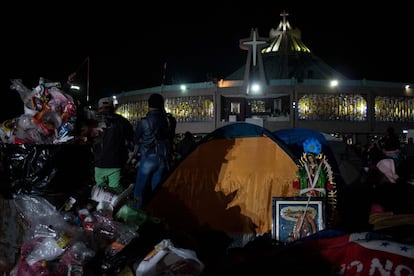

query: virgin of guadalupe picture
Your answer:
[282,205,318,241]
[292,137,339,228]
[272,197,325,243]
[295,137,334,198]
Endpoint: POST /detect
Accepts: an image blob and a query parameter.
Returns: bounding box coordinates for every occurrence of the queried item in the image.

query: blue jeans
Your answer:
[134,153,166,208]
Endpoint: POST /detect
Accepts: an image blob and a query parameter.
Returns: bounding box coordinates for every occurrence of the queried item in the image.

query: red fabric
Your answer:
[296,233,414,275]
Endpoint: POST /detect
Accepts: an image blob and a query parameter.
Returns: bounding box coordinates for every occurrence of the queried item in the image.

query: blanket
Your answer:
[292,231,414,275]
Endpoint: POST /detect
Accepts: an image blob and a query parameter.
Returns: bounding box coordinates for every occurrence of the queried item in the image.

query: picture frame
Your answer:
[272,197,325,243]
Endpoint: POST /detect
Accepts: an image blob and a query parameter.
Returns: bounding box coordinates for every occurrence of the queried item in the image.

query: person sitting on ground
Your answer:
[175,131,196,161]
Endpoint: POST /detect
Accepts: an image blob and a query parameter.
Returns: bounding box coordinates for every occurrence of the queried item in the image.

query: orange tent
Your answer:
[145,123,300,235]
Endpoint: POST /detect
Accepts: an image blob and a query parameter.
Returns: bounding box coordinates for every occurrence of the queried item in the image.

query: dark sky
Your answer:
[1,3,413,121]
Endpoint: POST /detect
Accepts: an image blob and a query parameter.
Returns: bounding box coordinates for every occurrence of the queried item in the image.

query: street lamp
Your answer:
[330,79,339,88]
[70,85,80,90]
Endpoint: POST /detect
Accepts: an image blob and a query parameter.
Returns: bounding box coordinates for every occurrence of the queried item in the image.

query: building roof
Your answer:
[225,11,348,82]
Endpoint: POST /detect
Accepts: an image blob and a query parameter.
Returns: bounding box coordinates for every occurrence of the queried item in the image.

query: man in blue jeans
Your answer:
[133,93,176,208]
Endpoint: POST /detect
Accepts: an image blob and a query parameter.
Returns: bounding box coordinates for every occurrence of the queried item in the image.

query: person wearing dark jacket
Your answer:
[92,97,134,194]
[133,93,176,208]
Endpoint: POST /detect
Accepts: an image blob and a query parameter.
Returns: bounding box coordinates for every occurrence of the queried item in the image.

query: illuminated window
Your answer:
[298,93,367,121]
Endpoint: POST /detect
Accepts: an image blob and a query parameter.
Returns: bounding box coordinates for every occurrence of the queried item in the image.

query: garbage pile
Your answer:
[0,77,207,275]
[1,78,76,144]
[7,193,204,275]
[10,194,136,275]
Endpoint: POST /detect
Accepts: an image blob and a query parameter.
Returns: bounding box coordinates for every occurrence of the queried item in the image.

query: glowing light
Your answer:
[112,95,118,105]
[249,82,261,94]
[330,80,339,87]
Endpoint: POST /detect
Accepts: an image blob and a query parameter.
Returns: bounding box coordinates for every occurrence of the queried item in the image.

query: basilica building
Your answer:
[115,11,414,145]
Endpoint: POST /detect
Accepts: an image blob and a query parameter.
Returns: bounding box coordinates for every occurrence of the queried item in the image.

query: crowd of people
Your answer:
[2,73,196,208]
[85,94,414,213]
[80,92,182,211]
[3,76,414,274]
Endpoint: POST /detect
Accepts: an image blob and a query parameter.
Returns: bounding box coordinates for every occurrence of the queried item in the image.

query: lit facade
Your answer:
[115,12,414,145]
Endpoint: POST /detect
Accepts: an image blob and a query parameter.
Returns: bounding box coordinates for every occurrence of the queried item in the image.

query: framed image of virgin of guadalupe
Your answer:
[272,197,325,244]
[293,137,338,229]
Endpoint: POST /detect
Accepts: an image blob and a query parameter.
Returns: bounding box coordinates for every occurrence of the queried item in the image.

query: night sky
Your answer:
[1,2,413,122]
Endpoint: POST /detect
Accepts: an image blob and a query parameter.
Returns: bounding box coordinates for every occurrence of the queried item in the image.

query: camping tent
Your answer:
[273,127,364,186]
[145,123,301,235]
[273,128,343,185]
[273,127,372,232]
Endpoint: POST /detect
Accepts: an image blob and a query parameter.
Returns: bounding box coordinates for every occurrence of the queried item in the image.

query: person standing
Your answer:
[92,97,134,194]
[133,93,176,208]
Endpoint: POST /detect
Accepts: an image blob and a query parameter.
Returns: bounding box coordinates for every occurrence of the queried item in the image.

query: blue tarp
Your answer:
[273,127,343,185]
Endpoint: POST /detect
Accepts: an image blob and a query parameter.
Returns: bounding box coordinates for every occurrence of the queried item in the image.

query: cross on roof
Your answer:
[280,10,289,31]
[280,10,289,20]
[242,28,267,66]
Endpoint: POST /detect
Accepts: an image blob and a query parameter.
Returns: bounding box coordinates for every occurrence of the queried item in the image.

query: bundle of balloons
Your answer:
[0,78,76,144]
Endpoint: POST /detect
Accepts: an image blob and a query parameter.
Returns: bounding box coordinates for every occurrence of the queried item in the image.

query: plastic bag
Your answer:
[136,239,204,276]
[0,143,94,199]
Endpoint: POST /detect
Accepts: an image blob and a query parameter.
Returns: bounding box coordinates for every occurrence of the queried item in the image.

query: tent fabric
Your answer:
[273,127,340,171]
[145,123,300,235]
[274,127,366,187]
[274,127,329,146]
